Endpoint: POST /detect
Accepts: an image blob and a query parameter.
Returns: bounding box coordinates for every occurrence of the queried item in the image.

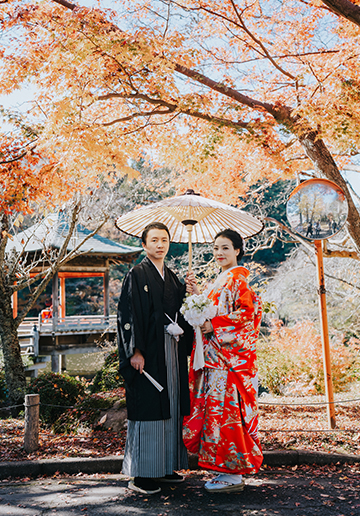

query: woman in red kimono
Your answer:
[184,229,263,493]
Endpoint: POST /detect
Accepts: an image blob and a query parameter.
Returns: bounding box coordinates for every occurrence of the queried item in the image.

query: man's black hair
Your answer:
[141,222,171,244]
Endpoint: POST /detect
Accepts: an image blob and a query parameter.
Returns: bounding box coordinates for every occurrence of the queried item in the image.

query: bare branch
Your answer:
[343,165,360,172]
[174,63,292,123]
[163,0,171,39]
[99,108,175,127]
[229,0,296,81]
[264,217,315,253]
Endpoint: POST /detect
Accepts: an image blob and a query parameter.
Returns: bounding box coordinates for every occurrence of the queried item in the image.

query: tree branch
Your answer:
[320,0,360,28]
[96,92,249,129]
[322,248,360,260]
[174,63,294,124]
[52,0,76,10]
[264,217,315,253]
[49,0,291,123]
[229,0,296,81]
[99,108,175,126]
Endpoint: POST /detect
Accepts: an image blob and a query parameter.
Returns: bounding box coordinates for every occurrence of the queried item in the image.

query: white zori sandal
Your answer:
[204,474,245,493]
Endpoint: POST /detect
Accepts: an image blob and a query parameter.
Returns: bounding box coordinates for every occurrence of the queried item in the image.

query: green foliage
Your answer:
[52,391,124,434]
[27,372,85,425]
[66,276,103,316]
[17,281,53,319]
[258,343,291,396]
[262,301,277,314]
[246,179,296,265]
[90,349,124,393]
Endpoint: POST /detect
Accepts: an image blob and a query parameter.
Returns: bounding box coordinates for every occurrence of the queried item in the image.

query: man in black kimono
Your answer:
[117,222,193,495]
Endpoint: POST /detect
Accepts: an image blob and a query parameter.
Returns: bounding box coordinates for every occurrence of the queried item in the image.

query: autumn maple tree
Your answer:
[1,0,360,251]
[2,0,360,399]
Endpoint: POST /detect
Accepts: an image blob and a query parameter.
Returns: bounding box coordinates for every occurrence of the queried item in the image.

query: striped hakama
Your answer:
[122,331,188,478]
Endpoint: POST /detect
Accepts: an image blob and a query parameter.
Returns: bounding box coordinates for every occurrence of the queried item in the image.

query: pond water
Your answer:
[40,351,108,378]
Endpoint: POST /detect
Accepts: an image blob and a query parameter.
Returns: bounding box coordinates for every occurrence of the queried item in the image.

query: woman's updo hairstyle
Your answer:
[214,229,245,262]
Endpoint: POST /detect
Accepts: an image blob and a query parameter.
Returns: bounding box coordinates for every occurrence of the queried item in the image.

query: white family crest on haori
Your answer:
[180,294,217,370]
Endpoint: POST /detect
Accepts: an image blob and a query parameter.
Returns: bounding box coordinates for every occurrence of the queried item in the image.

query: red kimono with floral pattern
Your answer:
[183,266,263,474]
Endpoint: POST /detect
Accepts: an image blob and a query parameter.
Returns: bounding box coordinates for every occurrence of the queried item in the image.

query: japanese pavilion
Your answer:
[8,212,142,375]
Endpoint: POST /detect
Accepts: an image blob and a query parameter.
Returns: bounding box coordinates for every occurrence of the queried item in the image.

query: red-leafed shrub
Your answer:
[258,319,360,395]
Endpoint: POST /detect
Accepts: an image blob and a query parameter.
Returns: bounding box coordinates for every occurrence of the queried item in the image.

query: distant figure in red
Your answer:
[41,299,53,321]
[184,229,263,493]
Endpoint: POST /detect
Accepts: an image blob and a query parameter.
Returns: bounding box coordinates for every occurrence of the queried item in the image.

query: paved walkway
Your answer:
[1,466,360,516]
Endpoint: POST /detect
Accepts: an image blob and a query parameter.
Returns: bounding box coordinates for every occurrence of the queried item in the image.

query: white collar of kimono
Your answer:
[205,265,242,295]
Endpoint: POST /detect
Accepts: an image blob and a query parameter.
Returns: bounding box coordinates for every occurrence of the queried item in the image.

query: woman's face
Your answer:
[213,236,240,271]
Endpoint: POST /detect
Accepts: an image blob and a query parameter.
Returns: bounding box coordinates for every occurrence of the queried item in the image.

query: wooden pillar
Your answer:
[24,394,40,453]
[12,290,18,319]
[52,272,59,331]
[103,269,110,320]
[314,240,336,429]
[51,354,62,373]
[60,276,66,320]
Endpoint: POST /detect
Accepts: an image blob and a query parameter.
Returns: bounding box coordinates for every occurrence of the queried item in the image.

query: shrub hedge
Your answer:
[90,349,124,393]
[27,372,85,425]
[52,392,124,434]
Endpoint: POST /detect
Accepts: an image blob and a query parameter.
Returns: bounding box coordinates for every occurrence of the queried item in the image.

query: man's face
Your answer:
[142,228,170,262]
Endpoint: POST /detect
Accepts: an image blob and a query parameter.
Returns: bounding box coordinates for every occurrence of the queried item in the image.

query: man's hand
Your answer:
[185,270,200,295]
[130,348,145,374]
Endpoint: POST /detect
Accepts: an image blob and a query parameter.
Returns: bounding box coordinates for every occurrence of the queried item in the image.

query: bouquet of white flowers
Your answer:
[180,293,217,370]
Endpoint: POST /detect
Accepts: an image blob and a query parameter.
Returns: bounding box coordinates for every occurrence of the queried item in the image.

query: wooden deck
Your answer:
[20,314,116,335]
[19,315,117,376]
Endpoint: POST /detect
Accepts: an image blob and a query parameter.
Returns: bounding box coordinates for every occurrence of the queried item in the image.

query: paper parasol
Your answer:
[115,190,264,268]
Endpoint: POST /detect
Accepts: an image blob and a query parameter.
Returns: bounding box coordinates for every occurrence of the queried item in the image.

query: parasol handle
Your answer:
[182,219,197,272]
[186,224,193,272]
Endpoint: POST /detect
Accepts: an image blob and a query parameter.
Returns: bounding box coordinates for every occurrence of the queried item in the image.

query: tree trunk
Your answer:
[0,213,26,407]
[0,306,26,407]
[299,132,360,253]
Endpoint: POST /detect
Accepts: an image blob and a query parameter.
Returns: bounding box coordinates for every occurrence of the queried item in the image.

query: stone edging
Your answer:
[0,450,359,480]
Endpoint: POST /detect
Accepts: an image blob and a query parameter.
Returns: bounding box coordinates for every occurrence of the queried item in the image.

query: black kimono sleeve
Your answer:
[117,268,150,384]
